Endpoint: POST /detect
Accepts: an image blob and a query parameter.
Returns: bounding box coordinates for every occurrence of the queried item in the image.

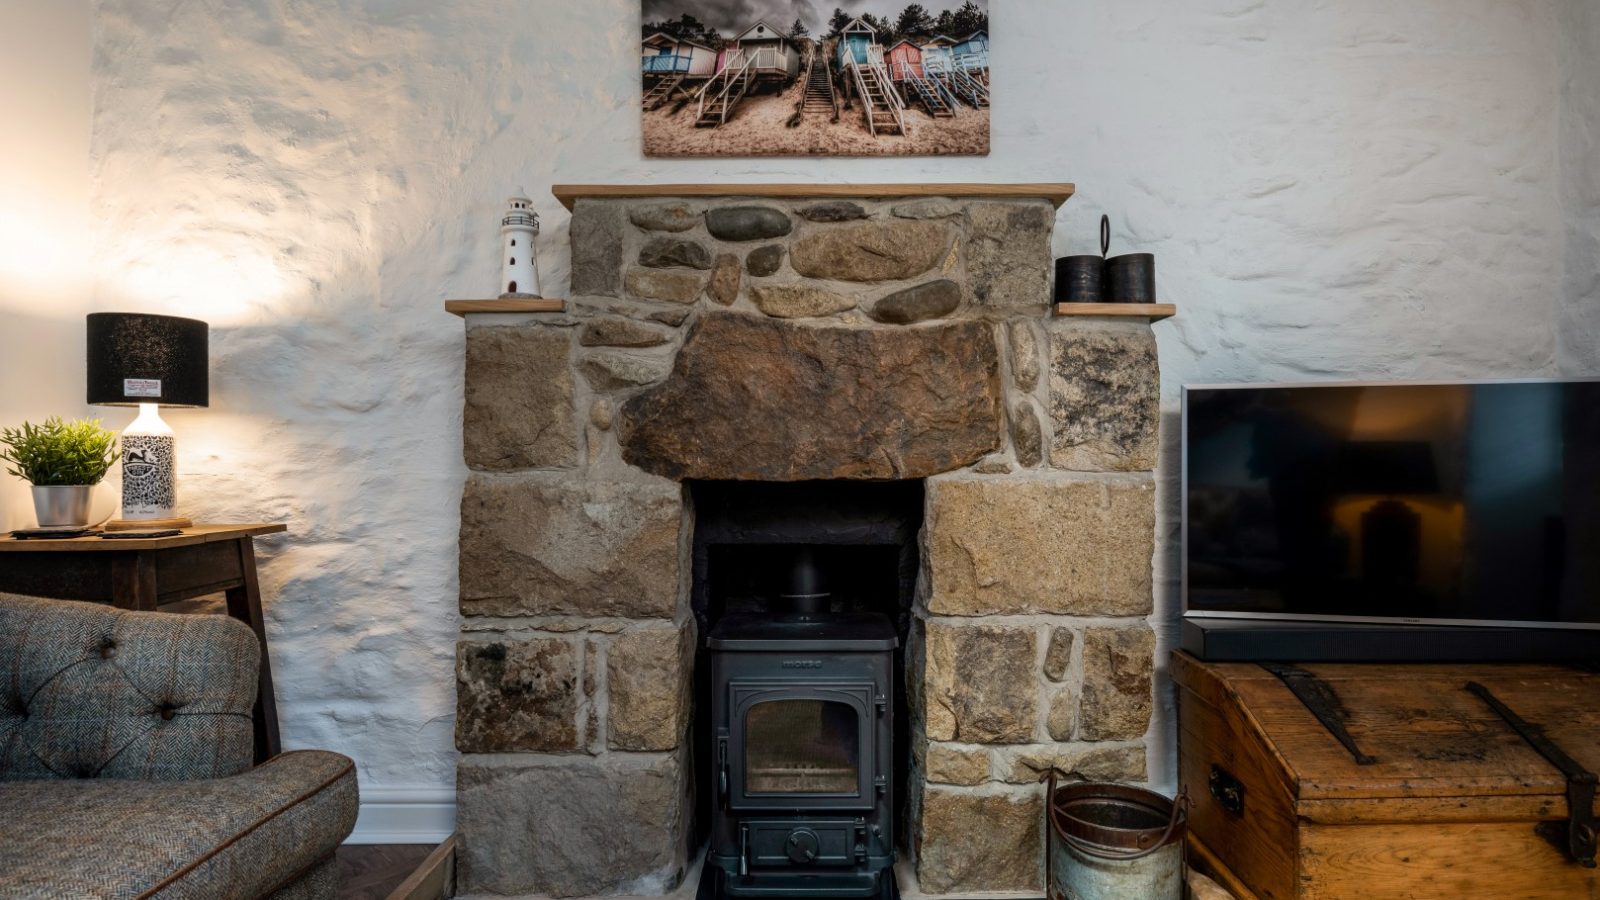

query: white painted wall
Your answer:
[1558,1,1600,373]
[1,0,1591,834]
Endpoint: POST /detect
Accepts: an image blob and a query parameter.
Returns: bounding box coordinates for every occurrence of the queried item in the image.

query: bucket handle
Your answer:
[1040,768,1191,864]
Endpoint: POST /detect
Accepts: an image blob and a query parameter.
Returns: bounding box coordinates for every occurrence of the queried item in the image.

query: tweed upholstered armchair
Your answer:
[0,596,358,899]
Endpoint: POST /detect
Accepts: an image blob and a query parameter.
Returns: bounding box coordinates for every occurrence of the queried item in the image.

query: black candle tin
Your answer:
[1054,255,1105,303]
[1106,253,1156,303]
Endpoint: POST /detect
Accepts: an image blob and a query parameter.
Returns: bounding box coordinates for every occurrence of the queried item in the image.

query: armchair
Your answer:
[0,596,357,898]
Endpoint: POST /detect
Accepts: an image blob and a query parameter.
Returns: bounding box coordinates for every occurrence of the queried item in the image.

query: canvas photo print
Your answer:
[641,1,990,157]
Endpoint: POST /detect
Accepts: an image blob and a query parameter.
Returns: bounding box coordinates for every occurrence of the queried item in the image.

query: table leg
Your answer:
[225,538,282,762]
[109,553,158,610]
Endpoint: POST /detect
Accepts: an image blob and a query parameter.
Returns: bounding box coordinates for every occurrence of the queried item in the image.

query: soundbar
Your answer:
[1183,616,1600,663]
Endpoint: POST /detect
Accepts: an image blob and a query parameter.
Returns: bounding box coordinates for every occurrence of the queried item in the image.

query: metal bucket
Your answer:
[1043,772,1188,900]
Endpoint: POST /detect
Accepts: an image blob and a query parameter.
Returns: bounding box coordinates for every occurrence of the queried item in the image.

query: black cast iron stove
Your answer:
[706,551,897,897]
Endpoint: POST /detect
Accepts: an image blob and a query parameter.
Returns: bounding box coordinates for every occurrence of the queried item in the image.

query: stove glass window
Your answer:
[744,699,860,794]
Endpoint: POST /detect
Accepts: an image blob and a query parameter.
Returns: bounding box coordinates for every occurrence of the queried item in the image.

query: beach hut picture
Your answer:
[885,39,956,118]
[921,32,988,108]
[693,20,800,127]
[642,32,717,109]
[834,17,906,136]
[640,1,990,157]
[954,29,989,81]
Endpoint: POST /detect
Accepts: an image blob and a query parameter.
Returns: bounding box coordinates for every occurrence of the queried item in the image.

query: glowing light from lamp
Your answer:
[108,234,289,326]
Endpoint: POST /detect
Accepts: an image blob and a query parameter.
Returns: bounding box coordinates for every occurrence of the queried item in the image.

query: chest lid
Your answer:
[1173,654,1600,810]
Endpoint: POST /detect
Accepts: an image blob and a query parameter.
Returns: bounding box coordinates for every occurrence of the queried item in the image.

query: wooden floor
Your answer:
[336,844,436,900]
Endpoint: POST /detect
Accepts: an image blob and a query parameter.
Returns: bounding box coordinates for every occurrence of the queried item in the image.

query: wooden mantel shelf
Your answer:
[446,298,566,316]
[551,183,1075,211]
[1054,302,1177,322]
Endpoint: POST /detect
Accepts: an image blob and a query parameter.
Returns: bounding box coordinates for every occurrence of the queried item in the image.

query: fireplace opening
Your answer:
[690,480,923,898]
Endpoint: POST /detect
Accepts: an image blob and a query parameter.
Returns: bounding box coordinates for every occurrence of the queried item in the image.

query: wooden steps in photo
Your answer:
[642,75,682,111]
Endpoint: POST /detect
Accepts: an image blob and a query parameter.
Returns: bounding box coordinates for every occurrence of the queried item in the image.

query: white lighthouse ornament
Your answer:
[499,188,541,298]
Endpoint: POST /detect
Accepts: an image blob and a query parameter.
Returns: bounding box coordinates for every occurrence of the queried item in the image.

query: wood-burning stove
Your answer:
[706,551,898,897]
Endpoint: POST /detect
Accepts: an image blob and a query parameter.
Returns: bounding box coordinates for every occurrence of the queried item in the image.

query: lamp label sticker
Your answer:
[123,378,162,398]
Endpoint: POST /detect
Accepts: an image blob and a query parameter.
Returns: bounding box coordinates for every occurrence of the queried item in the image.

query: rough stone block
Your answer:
[745,244,784,277]
[925,744,990,785]
[455,638,579,752]
[750,283,856,318]
[790,221,952,282]
[456,752,687,898]
[705,206,792,241]
[1080,625,1156,741]
[607,624,692,751]
[916,788,1042,894]
[459,476,682,618]
[924,475,1155,616]
[708,253,740,305]
[1047,687,1075,741]
[463,327,578,471]
[617,313,1001,481]
[1009,320,1041,391]
[578,316,671,348]
[624,268,706,305]
[922,620,1037,744]
[1010,401,1044,468]
[570,200,623,297]
[997,744,1146,784]
[1048,321,1160,471]
[629,202,701,233]
[797,200,868,222]
[1043,627,1074,682]
[1075,744,1148,782]
[868,279,961,324]
[965,201,1054,311]
[638,237,711,270]
[579,351,669,390]
[891,199,963,219]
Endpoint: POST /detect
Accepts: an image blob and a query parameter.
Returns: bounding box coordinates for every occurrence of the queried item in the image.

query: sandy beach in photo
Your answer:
[643,87,990,157]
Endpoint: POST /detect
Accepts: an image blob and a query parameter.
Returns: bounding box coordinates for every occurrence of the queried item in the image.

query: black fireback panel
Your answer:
[707,612,898,898]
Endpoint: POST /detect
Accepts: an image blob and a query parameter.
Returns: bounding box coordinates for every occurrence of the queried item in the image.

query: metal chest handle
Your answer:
[1465,681,1597,868]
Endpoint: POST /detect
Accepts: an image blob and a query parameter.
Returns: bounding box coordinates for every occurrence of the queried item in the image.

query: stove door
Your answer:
[728,682,877,811]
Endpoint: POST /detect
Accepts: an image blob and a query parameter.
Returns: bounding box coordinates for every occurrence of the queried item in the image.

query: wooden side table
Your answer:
[0,524,287,763]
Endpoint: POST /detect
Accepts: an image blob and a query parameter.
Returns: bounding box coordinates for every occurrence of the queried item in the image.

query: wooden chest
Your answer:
[1172,652,1600,900]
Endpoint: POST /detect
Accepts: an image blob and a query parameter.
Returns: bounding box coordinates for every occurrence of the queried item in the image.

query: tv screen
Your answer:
[1183,380,1600,629]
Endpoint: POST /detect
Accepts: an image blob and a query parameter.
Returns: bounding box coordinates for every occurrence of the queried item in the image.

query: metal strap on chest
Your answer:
[1465,681,1597,868]
[1260,662,1377,765]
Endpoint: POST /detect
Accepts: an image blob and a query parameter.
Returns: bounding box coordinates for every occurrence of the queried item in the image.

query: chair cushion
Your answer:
[0,749,357,899]
[0,596,257,781]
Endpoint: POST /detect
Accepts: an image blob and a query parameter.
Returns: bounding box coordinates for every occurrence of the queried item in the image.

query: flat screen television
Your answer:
[1182,379,1600,660]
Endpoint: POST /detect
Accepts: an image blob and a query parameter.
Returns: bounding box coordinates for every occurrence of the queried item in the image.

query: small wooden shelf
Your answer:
[552,183,1075,211]
[1053,302,1176,322]
[445,298,566,316]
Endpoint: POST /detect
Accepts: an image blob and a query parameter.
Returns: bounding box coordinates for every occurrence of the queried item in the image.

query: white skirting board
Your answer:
[346,785,456,845]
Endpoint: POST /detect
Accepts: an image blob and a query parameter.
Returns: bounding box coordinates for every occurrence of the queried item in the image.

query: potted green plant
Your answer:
[1,417,121,527]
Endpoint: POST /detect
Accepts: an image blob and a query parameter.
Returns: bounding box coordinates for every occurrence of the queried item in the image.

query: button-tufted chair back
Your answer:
[0,596,258,781]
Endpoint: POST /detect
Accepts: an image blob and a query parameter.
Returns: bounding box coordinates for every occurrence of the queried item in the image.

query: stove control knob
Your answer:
[786,828,820,864]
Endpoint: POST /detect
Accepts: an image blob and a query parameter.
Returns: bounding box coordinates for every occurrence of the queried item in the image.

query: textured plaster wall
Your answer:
[59,0,1598,812]
[1558,1,1600,373]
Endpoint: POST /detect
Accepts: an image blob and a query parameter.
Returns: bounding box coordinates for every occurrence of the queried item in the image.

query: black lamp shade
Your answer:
[86,313,209,408]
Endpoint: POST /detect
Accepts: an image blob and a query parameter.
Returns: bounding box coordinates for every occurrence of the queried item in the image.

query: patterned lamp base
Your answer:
[116,405,188,531]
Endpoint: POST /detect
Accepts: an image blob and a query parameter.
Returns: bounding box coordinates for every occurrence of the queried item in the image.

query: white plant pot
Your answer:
[32,484,96,527]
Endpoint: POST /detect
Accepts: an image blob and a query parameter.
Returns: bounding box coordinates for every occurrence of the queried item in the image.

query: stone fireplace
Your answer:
[453,185,1159,898]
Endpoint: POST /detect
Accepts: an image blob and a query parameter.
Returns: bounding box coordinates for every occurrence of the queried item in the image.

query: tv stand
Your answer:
[1182,616,1600,662]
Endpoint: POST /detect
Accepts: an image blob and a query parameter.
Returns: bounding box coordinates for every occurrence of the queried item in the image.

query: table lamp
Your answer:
[86,312,209,531]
